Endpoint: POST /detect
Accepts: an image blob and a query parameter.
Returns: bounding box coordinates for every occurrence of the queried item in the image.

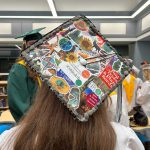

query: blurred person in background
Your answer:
[7,28,44,122]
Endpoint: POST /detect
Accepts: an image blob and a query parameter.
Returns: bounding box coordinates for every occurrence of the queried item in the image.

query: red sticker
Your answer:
[86,93,99,108]
[99,66,121,89]
[96,35,105,47]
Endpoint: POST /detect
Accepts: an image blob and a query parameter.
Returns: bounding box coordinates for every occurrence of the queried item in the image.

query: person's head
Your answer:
[23,32,42,49]
[141,60,149,66]
[15,27,45,50]
[14,82,116,150]
[15,28,44,79]
[130,65,140,78]
[142,64,150,81]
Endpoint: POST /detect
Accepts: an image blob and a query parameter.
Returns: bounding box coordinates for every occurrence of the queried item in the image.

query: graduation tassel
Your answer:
[115,83,122,123]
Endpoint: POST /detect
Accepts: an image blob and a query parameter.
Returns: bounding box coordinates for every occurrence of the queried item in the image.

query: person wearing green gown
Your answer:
[7,27,45,122]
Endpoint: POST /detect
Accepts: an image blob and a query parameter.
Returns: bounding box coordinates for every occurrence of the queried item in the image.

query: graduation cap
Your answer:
[21,15,132,122]
[15,27,45,42]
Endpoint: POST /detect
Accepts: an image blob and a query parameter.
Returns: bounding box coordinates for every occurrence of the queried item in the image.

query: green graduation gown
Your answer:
[7,63,37,122]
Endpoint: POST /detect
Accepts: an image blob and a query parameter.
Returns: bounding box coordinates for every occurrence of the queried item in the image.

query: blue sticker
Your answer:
[84,88,93,95]
[59,38,73,51]
[57,69,75,86]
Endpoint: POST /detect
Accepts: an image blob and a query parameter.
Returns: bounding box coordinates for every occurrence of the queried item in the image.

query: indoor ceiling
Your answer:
[140,35,150,41]
[0,0,143,11]
[0,0,149,18]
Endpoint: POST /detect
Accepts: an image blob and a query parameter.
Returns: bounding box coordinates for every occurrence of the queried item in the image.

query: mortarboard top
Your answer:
[15,27,46,39]
[21,15,132,122]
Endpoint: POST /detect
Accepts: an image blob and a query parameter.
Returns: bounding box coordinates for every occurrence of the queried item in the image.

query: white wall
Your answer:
[142,13,150,31]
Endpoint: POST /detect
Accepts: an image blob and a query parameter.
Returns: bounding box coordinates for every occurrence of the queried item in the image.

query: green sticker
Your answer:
[56,80,64,87]
[75,79,82,86]
[95,89,101,95]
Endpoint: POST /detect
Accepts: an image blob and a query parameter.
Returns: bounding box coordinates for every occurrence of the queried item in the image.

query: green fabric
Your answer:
[7,63,37,122]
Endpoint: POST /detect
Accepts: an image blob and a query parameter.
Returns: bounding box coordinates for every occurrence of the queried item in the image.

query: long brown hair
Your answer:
[14,82,116,150]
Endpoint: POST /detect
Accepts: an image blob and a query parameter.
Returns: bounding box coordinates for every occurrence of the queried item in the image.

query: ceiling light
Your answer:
[47,0,57,17]
[0,16,132,19]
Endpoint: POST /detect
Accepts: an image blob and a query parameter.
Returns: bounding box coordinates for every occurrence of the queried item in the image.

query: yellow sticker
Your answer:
[49,76,70,94]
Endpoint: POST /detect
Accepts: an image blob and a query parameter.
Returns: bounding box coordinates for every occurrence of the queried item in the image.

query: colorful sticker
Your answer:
[91,77,109,93]
[49,76,70,94]
[42,69,53,77]
[38,49,50,56]
[41,57,57,70]
[48,68,56,75]
[99,65,121,89]
[86,62,100,75]
[84,88,93,95]
[102,43,113,53]
[57,69,74,86]
[67,87,80,109]
[120,64,129,75]
[79,36,93,51]
[68,30,81,44]
[59,61,91,87]
[32,57,44,71]
[87,81,104,99]
[65,52,78,63]
[28,51,37,59]
[86,93,99,108]
[112,60,121,71]
[59,38,73,51]
[81,70,90,78]
[74,20,88,31]
[109,56,118,66]
[96,35,105,47]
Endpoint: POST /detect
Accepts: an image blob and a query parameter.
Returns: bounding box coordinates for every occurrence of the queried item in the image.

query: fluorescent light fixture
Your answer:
[0,16,132,19]
[47,0,57,17]
[0,73,9,75]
